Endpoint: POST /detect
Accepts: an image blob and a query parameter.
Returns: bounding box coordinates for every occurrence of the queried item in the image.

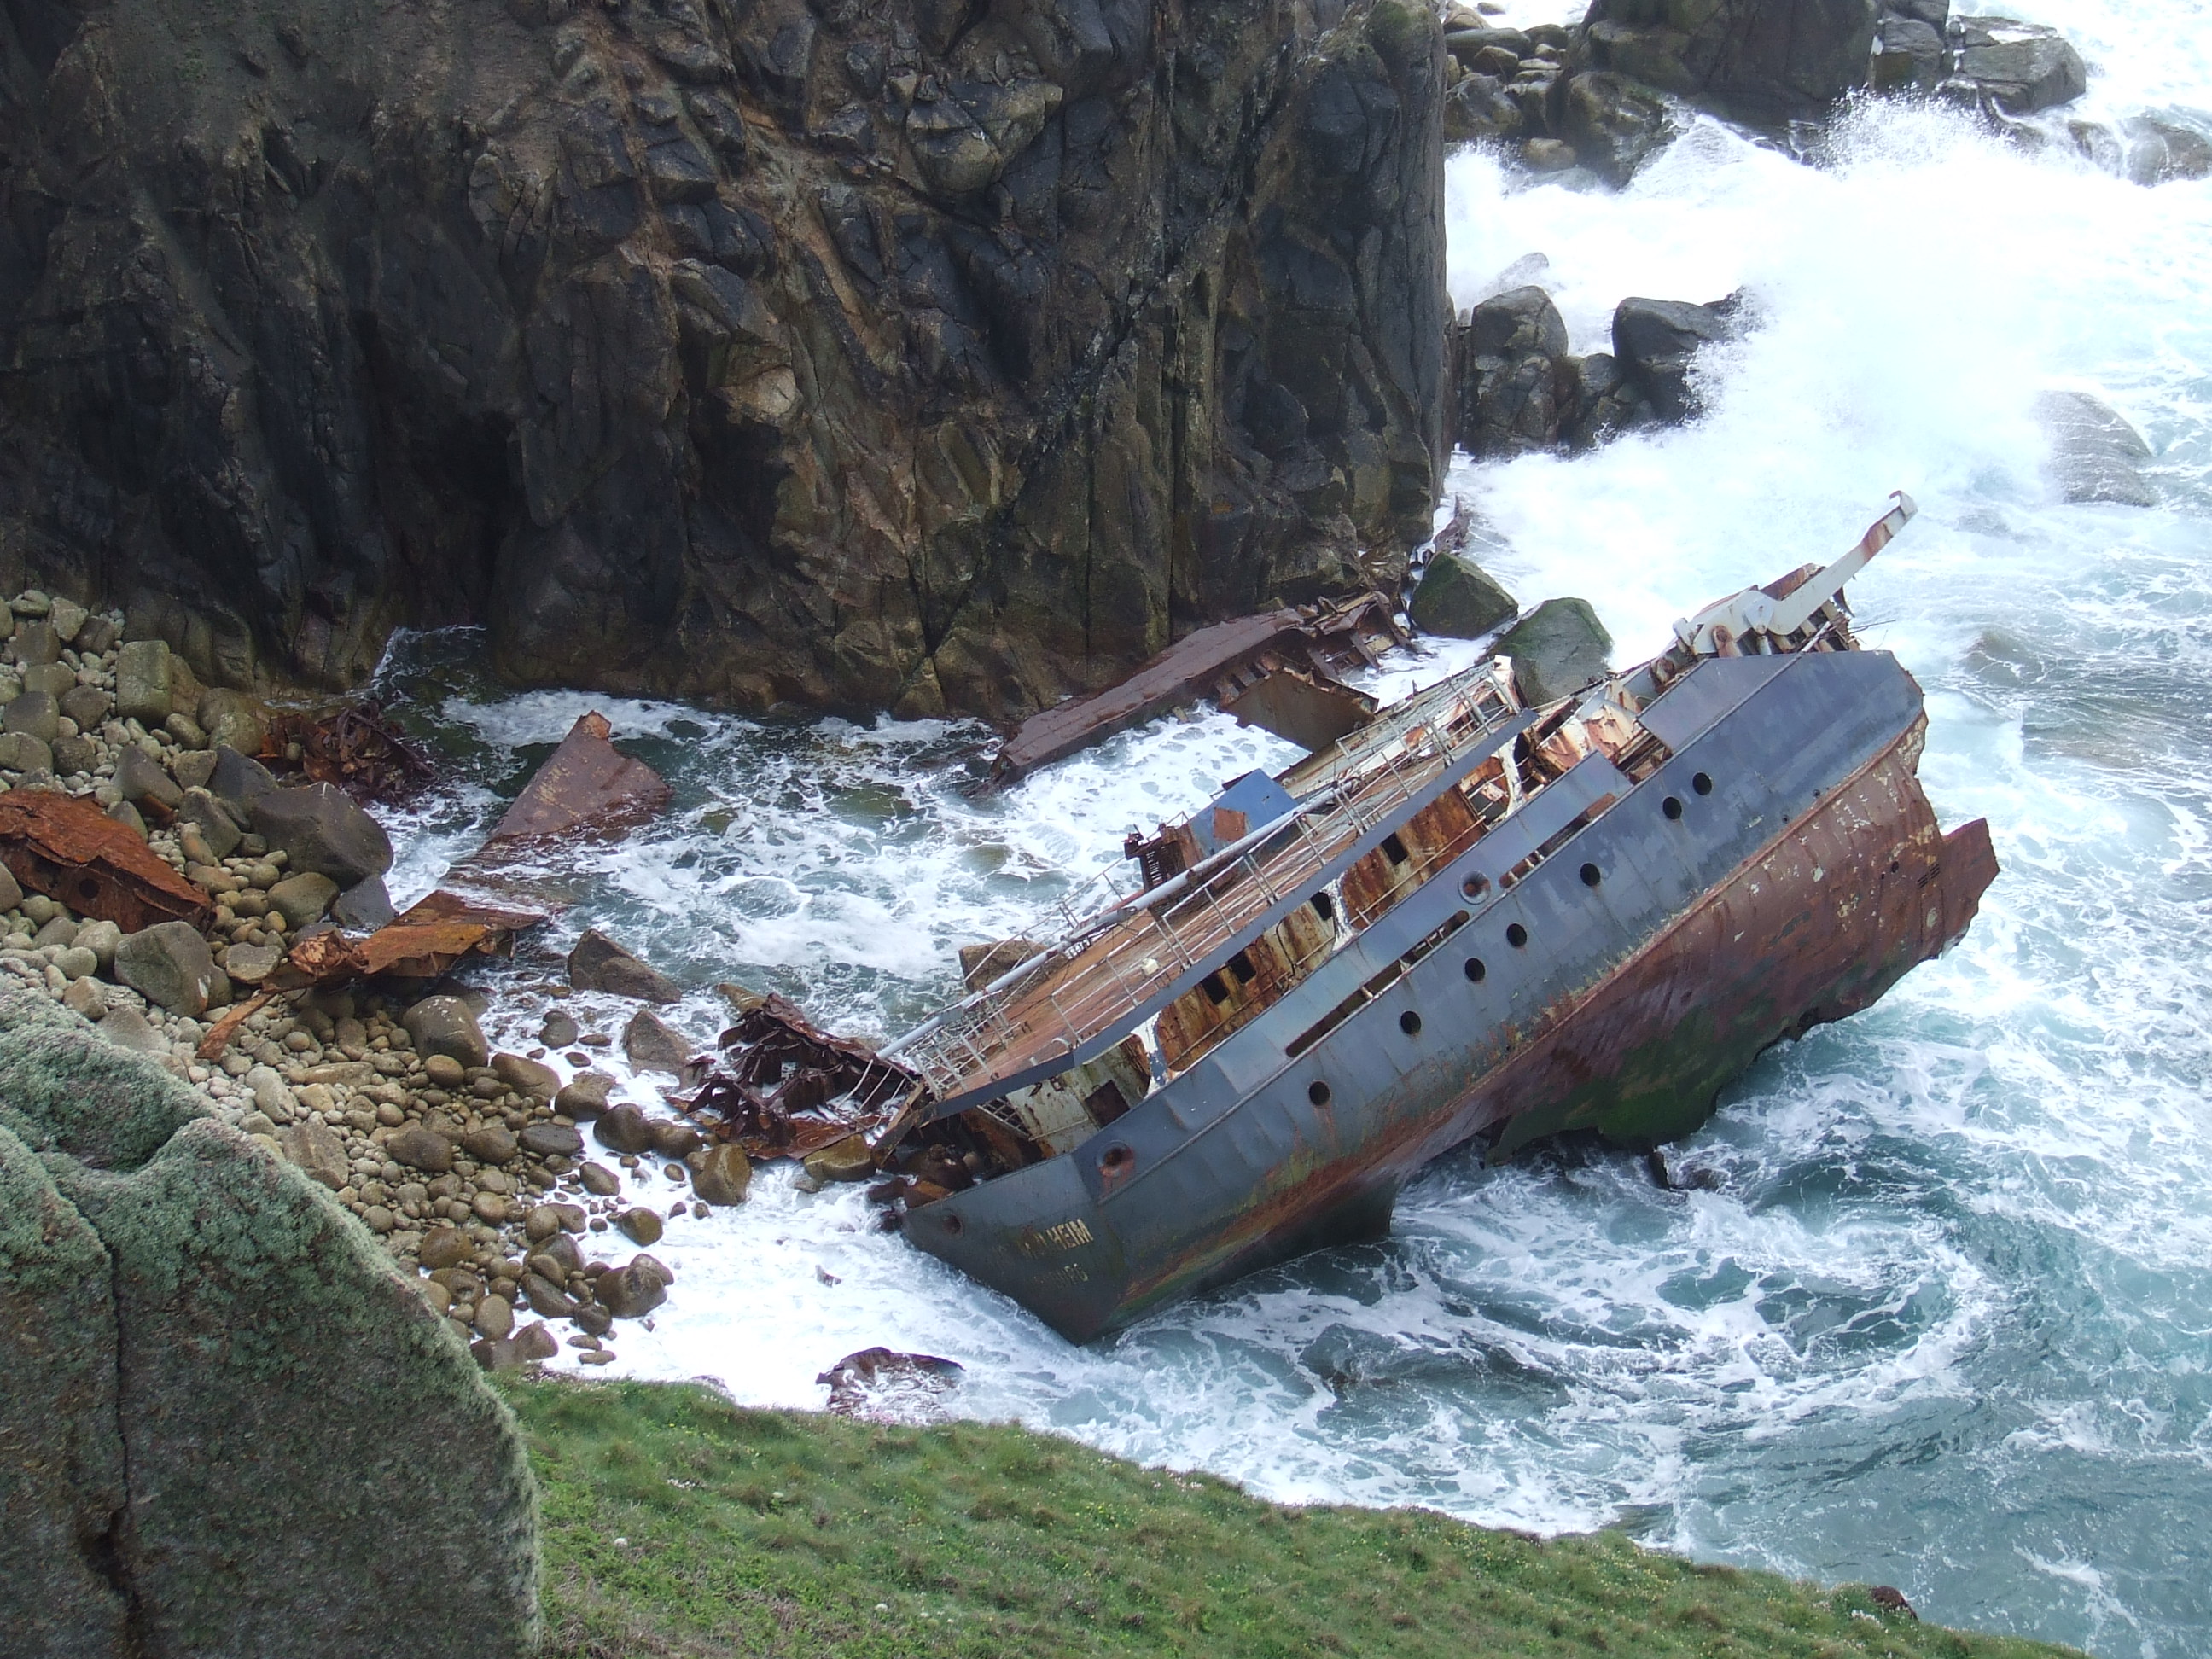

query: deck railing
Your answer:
[882,661,1524,1103]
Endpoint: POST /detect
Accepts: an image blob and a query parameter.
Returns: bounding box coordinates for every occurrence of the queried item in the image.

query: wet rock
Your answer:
[622,1009,693,1074]
[267,872,340,930]
[817,1347,965,1423]
[178,789,243,859]
[473,1295,515,1341]
[1576,0,1879,124]
[1611,293,1749,424]
[1871,11,1947,91]
[521,1272,578,1319]
[197,690,265,755]
[540,1010,579,1047]
[2124,114,2212,185]
[577,1161,620,1196]
[596,1254,673,1318]
[250,783,393,888]
[1498,598,1615,706]
[1411,549,1518,639]
[403,997,489,1070]
[492,1051,559,1097]
[592,1104,657,1155]
[1559,71,1671,184]
[330,875,397,932]
[518,1121,584,1160]
[1443,70,1523,143]
[1563,351,1653,450]
[115,746,183,808]
[692,1144,753,1205]
[2034,391,2155,507]
[59,684,109,731]
[567,929,683,1003]
[0,866,20,911]
[614,1208,664,1246]
[52,733,98,777]
[802,1134,876,1184]
[417,1226,472,1269]
[1943,15,2086,114]
[113,641,173,725]
[555,1072,614,1120]
[423,1053,468,1089]
[387,1126,457,1174]
[278,1121,350,1190]
[114,922,216,1017]
[649,1120,702,1160]
[513,1322,560,1363]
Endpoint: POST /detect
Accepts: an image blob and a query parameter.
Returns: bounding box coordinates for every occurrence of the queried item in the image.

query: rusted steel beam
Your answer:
[678,993,919,1161]
[0,789,212,932]
[989,593,1406,782]
[281,888,544,987]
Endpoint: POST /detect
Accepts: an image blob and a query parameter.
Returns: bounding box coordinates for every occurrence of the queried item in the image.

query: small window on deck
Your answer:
[1381,831,1409,864]
[1227,950,1257,985]
[1201,972,1231,1005]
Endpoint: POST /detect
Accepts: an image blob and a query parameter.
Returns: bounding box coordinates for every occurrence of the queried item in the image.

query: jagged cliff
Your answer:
[0,0,1446,717]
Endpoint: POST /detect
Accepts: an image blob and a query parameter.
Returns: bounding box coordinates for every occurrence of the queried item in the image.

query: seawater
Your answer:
[373,10,2211,1649]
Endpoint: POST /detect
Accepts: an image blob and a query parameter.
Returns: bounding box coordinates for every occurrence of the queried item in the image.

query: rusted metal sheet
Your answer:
[989,593,1406,782]
[281,888,544,987]
[0,789,212,931]
[678,994,918,1162]
[482,712,671,844]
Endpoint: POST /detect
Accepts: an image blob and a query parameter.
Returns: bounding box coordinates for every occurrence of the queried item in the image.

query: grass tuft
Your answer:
[503,1377,2081,1659]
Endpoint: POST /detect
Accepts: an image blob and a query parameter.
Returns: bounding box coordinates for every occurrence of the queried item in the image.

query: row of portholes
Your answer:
[1307,767,1723,1121]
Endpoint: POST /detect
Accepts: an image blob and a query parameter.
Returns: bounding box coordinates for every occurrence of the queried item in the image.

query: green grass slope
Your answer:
[503,1379,2078,1659]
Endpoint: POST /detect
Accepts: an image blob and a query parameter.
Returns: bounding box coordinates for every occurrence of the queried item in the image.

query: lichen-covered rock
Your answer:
[0,0,1442,722]
[1498,598,1615,707]
[0,1122,128,1658]
[0,1001,541,1658]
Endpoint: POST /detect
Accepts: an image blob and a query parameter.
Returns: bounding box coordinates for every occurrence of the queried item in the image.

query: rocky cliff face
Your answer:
[0,0,1446,718]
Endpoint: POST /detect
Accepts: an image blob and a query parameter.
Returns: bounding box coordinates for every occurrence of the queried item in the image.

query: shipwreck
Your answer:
[684,495,1999,1341]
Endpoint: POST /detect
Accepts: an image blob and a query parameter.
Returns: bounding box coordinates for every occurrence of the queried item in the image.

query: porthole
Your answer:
[1580,862,1602,888]
[941,1212,964,1237]
[1100,1144,1134,1176]
[1662,795,1684,820]
[1505,923,1528,948]
[1692,771,1714,795]
[1400,1010,1423,1037]
[1464,958,1487,982]
[1307,1080,1332,1107]
[1461,873,1489,899]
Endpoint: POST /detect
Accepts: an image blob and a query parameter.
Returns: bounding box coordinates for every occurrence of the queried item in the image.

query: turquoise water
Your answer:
[373,21,2212,1651]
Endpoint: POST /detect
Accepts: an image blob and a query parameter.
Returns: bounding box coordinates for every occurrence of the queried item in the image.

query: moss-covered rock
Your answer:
[0,1122,129,1657]
[1498,597,1615,706]
[0,992,542,1656]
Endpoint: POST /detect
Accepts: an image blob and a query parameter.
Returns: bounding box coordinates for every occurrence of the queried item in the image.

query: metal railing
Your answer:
[883,661,1524,1103]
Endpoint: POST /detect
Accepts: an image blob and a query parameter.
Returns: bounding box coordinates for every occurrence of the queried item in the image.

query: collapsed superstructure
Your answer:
[684,496,1998,1340]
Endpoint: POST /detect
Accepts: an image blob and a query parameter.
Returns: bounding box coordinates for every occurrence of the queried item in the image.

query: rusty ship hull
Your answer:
[899,646,1998,1342]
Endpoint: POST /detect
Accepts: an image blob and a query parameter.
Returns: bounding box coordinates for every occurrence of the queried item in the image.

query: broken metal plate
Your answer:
[1222,667,1377,754]
[0,789,212,932]
[678,993,920,1162]
[281,888,544,987]
[483,711,672,845]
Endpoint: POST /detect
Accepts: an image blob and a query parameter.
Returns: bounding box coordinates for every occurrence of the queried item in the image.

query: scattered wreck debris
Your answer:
[790,493,2002,1341]
[280,889,544,988]
[989,593,1406,783]
[0,789,212,932]
[677,994,917,1161]
[261,701,438,804]
[817,1348,964,1423]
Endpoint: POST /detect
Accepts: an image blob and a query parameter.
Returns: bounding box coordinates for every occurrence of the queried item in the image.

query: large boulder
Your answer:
[1411,550,1519,639]
[2034,391,2155,507]
[1942,16,2087,114]
[1559,71,1673,184]
[1452,286,1574,457]
[1498,598,1615,706]
[249,783,394,888]
[1611,293,1751,424]
[0,1000,540,1656]
[1576,0,1879,124]
[113,640,174,725]
[0,0,1445,725]
[402,996,490,1070]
